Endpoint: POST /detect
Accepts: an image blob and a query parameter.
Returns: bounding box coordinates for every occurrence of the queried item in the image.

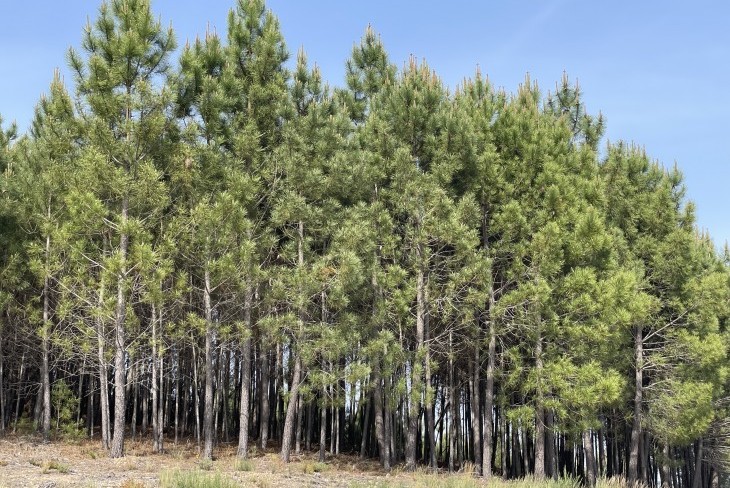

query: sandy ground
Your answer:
[0,435,462,488]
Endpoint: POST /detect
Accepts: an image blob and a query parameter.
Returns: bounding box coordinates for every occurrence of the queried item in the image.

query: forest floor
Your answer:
[0,434,493,488]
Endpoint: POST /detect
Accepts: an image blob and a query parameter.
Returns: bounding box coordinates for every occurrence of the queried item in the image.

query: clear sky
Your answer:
[1,1,728,247]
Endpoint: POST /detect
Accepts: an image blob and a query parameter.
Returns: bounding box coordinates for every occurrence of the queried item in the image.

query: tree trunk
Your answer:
[500,400,507,478]
[661,443,671,488]
[534,322,545,479]
[470,344,482,475]
[202,266,214,460]
[448,331,457,472]
[281,220,305,463]
[295,394,303,454]
[41,225,51,442]
[152,305,161,452]
[424,293,436,470]
[76,358,86,428]
[359,390,371,459]
[110,195,129,459]
[319,388,327,462]
[373,365,390,470]
[405,357,419,471]
[483,302,496,479]
[546,410,557,479]
[192,342,201,450]
[259,345,270,449]
[237,283,253,458]
[583,429,596,487]
[692,438,703,488]
[628,325,643,483]
[174,349,180,445]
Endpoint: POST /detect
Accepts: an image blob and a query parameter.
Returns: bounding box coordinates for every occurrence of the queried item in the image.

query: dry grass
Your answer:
[0,434,647,488]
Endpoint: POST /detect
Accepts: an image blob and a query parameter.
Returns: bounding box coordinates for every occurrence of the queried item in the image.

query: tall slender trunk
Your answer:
[295,394,303,454]
[281,354,302,462]
[110,195,129,459]
[500,398,507,478]
[583,429,597,487]
[470,346,482,474]
[404,365,418,469]
[174,348,180,444]
[448,331,457,472]
[259,345,270,449]
[534,316,545,479]
[386,383,394,465]
[202,265,214,460]
[237,283,253,458]
[41,219,51,442]
[373,365,390,469]
[13,349,26,434]
[692,438,703,488]
[424,285,436,470]
[319,388,327,462]
[629,325,643,483]
[406,246,427,471]
[76,357,86,428]
[359,390,371,459]
[483,293,496,479]
[131,365,138,438]
[546,410,557,479]
[158,346,164,450]
[281,220,305,463]
[661,443,671,488]
[306,394,314,451]
[512,417,522,477]
[192,342,201,450]
[152,305,161,452]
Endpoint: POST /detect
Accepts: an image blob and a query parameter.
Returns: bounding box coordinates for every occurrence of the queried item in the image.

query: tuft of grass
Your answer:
[235,458,253,472]
[303,461,330,474]
[42,459,70,474]
[199,458,214,471]
[313,462,329,473]
[160,470,239,488]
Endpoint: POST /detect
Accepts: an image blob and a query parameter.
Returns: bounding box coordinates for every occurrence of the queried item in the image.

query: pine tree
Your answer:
[68,0,176,458]
[224,0,289,458]
[11,72,79,441]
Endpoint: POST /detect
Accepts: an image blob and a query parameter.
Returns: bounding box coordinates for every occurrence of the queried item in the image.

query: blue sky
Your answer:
[1,1,728,247]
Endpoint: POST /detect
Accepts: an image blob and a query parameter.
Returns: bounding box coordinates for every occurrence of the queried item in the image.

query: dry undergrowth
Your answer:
[0,434,642,488]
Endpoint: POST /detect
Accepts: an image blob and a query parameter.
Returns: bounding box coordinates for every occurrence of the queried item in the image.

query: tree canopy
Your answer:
[0,2,728,488]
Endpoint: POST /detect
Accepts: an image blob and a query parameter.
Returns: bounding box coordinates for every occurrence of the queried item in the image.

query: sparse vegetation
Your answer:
[160,470,239,488]
[235,458,253,472]
[41,459,70,474]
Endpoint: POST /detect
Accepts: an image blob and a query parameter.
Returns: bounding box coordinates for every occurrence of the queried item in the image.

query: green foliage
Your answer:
[0,1,728,482]
[51,379,83,439]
